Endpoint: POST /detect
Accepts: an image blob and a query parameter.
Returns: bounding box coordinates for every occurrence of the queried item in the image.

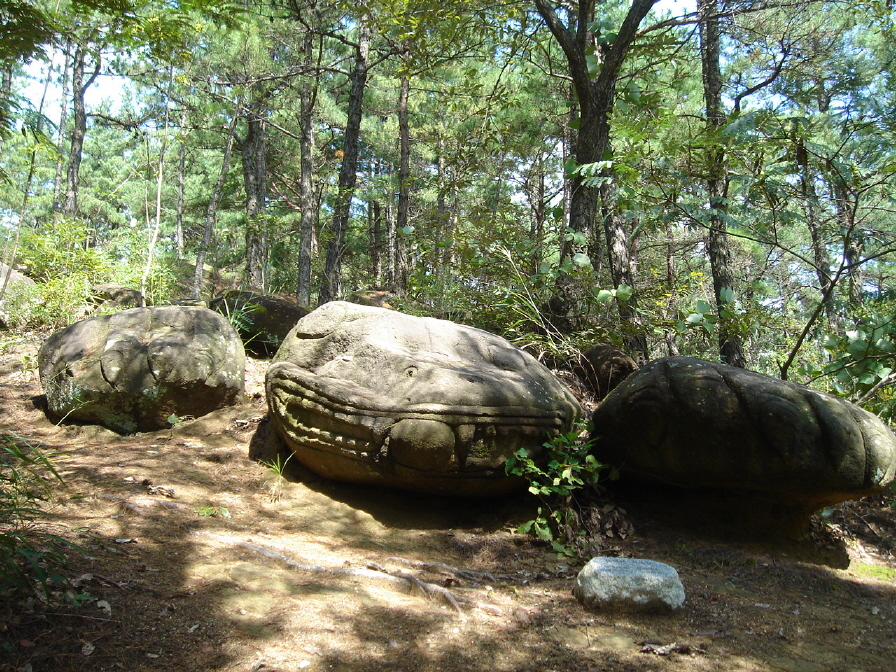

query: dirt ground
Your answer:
[1,329,895,672]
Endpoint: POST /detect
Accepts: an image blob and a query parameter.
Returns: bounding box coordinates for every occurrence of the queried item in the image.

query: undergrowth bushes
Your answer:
[505,420,623,559]
[0,433,73,597]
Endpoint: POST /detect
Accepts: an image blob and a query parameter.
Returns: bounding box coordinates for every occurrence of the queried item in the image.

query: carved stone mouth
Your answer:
[267,361,567,480]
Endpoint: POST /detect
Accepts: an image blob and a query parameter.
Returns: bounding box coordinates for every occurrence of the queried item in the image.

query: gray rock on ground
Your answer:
[573,343,638,399]
[266,301,583,497]
[573,557,685,613]
[38,306,245,433]
[209,290,308,357]
[90,283,144,310]
[590,356,896,534]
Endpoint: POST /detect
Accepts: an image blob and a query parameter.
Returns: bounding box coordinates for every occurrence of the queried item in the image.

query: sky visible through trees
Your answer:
[3,0,896,421]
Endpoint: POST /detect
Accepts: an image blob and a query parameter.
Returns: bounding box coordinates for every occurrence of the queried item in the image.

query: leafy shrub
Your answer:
[799,304,896,421]
[0,433,73,596]
[18,218,111,285]
[505,420,614,558]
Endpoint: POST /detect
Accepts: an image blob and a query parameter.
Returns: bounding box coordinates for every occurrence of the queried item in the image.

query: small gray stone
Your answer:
[573,557,685,614]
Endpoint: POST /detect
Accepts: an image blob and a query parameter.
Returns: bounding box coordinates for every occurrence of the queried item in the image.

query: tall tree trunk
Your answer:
[395,58,411,296]
[795,128,838,328]
[175,107,188,260]
[319,15,370,304]
[601,183,648,358]
[1,63,12,110]
[141,68,173,305]
[63,42,100,217]
[241,96,268,290]
[699,0,746,367]
[296,30,319,307]
[53,39,72,213]
[534,0,656,337]
[192,100,241,299]
[369,198,383,282]
[832,178,862,306]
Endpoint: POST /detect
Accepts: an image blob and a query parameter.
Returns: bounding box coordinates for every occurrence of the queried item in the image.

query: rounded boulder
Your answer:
[590,356,896,533]
[266,301,583,496]
[38,306,245,433]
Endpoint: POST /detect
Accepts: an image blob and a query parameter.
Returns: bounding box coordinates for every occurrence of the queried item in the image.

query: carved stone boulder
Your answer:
[210,290,308,357]
[38,306,245,433]
[590,356,896,534]
[574,343,638,400]
[266,301,583,496]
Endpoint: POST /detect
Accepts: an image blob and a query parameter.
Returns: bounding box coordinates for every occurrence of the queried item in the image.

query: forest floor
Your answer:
[1,329,896,672]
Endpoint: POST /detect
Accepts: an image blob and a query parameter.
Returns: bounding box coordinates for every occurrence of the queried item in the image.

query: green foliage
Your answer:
[505,421,609,559]
[0,433,73,596]
[18,219,111,284]
[808,305,896,421]
[260,452,294,503]
[195,505,231,518]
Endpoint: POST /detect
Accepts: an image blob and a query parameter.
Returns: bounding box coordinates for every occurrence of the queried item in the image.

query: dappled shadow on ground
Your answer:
[2,337,896,672]
[607,481,855,569]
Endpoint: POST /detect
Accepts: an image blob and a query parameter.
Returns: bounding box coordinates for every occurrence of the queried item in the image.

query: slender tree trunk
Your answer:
[832,178,862,306]
[241,96,268,290]
[395,58,411,296]
[53,39,72,213]
[63,42,100,217]
[141,69,174,305]
[795,129,838,328]
[175,107,188,260]
[369,198,383,282]
[663,223,681,356]
[296,30,319,307]
[1,64,11,107]
[601,181,648,358]
[319,15,370,304]
[699,0,746,368]
[192,100,242,299]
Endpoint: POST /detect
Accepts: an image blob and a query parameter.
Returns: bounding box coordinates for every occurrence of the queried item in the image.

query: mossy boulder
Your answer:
[210,290,308,357]
[266,301,583,496]
[38,306,245,433]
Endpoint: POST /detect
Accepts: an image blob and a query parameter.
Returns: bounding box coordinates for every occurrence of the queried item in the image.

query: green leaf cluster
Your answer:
[505,420,609,558]
[0,433,75,597]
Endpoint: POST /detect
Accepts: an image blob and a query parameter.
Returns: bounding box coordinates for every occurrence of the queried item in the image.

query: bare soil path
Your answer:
[2,330,895,672]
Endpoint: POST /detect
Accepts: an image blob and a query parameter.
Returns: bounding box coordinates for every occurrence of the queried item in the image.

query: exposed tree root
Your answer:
[194,530,502,616]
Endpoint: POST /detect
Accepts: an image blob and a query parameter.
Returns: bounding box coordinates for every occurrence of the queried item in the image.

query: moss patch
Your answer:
[848,562,896,583]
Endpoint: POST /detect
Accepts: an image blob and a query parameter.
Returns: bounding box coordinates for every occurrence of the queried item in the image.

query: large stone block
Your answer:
[38,306,245,433]
[266,301,583,496]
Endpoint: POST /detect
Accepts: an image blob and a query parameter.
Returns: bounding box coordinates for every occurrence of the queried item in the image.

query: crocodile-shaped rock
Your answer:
[266,301,583,496]
[590,356,896,535]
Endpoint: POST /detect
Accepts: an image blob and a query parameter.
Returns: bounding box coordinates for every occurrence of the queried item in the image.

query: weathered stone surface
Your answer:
[210,290,308,357]
[591,357,896,532]
[573,557,685,613]
[266,301,583,496]
[38,306,245,433]
[0,261,37,329]
[90,283,144,309]
[574,343,638,399]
